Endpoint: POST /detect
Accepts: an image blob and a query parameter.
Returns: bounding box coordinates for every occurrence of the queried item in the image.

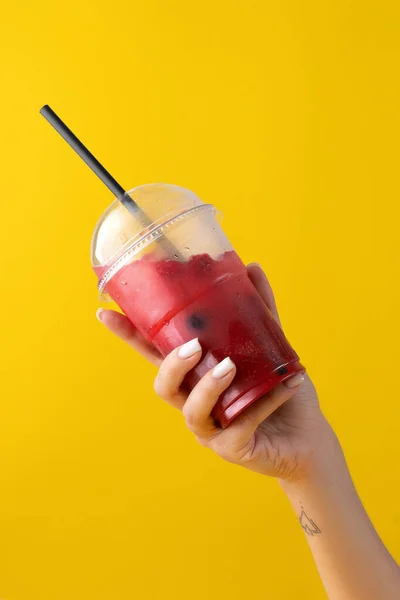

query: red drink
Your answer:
[94,250,303,427]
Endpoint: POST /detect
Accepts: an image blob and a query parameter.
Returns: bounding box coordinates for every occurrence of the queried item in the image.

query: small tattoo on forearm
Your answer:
[299,505,321,536]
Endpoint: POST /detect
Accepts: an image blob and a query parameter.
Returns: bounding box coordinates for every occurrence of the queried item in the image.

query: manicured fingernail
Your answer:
[178,338,202,359]
[96,308,105,322]
[212,357,235,379]
[284,374,305,388]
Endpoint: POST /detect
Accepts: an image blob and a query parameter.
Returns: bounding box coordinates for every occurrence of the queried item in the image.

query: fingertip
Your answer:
[95,308,134,336]
[96,308,122,327]
[96,308,105,322]
[177,338,202,360]
[212,357,236,379]
[283,374,305,389]
[247,263,268,281]
[247,262,263,271]
[247,263,267,283]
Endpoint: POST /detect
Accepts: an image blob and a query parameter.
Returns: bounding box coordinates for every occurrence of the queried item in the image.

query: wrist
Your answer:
[279,418,347,494]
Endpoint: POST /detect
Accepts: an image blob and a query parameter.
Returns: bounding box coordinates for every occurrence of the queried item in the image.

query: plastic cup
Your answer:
[91,183,304,427]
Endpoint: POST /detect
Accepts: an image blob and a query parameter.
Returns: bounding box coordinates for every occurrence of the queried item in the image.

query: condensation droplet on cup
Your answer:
[120,280,127,285]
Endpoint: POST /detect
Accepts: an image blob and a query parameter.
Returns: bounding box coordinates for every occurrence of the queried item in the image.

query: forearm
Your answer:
[281,424,400,600]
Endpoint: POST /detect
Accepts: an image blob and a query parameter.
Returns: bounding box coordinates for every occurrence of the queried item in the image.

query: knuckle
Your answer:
[195,435,210,448]
[209,439,236,463]
[153,365,169,397]
[182,404,197,429]
[198,376,219,398]
[153,374,163,397]
[153,357,176,397]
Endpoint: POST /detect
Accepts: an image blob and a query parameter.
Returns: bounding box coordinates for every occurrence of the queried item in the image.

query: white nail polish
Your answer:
[284,374,305,389]
[96,308,105,322]
[178,338,201,359]
[212,357,235,379]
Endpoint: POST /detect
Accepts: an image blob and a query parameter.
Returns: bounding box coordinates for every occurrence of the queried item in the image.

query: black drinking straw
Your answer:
[40,105,182,258]
[40,105,150,224]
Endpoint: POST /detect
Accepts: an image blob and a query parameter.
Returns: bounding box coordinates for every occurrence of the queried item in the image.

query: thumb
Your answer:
[222,375,305,448]
[247,263,281,325]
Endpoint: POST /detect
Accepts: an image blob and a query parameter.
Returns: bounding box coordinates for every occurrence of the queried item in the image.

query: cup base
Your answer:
[214,361,305,429]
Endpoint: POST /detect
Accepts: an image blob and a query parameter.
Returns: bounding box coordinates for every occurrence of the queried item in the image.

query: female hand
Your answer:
[97,265,400,600]
[97,263,332,483]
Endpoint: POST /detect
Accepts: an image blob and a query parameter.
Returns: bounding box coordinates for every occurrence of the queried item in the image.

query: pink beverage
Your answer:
[92,184,304,427]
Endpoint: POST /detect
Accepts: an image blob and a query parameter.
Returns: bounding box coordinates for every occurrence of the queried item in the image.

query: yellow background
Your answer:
[1,1,399,598]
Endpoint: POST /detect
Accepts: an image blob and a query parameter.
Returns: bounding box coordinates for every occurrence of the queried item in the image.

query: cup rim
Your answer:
[96,203,216,292]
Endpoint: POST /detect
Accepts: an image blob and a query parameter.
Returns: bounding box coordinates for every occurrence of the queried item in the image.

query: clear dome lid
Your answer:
[91,183,208,269]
